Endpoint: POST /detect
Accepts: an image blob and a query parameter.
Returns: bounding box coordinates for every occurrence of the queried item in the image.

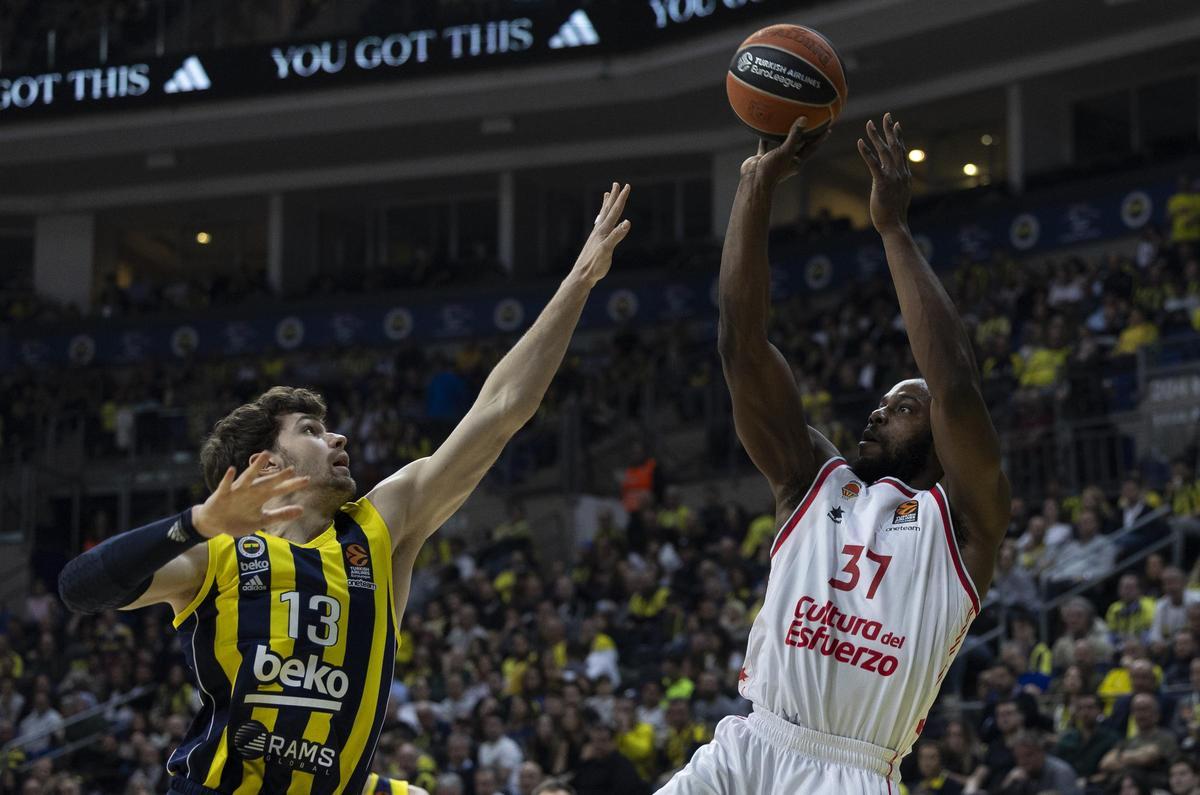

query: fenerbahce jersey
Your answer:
[168,498,397,794]
[739,457,979,764]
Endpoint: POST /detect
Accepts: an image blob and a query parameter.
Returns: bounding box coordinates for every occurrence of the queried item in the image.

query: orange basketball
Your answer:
[726,24,848,141]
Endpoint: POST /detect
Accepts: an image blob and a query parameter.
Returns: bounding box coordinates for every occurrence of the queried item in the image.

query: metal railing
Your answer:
[965,504,1178,659]
[2,685,153,770]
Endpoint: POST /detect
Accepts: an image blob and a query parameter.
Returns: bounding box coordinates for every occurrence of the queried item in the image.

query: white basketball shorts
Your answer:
[655,707,901,795]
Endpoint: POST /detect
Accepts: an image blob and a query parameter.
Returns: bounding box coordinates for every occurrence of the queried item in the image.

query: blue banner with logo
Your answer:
[0,177,1177,372]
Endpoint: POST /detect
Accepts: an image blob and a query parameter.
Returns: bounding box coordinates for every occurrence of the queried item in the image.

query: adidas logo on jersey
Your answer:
[164,56,211,94]
[241,574,267,592]
[548,10,600,49]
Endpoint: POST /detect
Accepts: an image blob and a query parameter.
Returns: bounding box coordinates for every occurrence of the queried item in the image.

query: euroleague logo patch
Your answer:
[344,543,375,591]
[841,482,861,500]
[892,500,919,524]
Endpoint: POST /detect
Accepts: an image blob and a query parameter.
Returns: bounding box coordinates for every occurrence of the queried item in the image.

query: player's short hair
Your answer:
[199,386,327,490]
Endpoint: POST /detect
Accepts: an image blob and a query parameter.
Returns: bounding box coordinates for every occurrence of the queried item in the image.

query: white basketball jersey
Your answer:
[738,456,979,769]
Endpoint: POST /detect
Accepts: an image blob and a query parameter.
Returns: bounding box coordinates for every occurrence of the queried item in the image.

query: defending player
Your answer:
[58,184,633,795]
[658,115,1009,794]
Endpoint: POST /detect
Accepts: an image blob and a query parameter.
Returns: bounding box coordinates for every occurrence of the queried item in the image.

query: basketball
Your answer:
[726,24,848,141]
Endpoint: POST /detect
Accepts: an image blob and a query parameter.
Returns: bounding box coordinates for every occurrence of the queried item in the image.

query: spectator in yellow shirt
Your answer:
[1106,574,1157,642]
[614,696,658,782]
[740,510,777,558]
[661,699,713,773]
[1113,309,1159,356]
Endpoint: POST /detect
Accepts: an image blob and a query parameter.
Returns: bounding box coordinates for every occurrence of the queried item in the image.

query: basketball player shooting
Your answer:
[658,115,1010,794]
[58,184,633,795]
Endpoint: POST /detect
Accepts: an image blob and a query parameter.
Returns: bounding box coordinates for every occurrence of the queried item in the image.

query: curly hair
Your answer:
[198,386,326,491]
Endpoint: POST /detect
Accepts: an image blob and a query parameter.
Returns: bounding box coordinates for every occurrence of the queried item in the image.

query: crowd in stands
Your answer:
[0,449,1199,794]
[0,177,1199,793]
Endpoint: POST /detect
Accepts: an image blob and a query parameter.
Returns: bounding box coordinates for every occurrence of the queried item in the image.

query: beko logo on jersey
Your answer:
[234,720,337,774]
[239,559,270,574]
[251,646,349,709]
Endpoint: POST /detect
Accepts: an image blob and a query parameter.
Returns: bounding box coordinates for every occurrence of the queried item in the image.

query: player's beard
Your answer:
[850,432,933,485]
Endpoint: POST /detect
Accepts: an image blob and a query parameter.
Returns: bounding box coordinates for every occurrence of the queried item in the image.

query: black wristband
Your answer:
[58,508,207,614]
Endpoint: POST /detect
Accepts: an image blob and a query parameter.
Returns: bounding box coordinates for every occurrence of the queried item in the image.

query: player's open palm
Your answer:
[572,182,632,286]
[192,452,310,538]
[741,116,830,187]
[858,112,912,233]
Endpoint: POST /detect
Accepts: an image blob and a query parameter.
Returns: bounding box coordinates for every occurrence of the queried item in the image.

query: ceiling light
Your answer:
[962,163,979,176]
[980,134,994,146]
[908,148,926,163]
[196,231,211,245]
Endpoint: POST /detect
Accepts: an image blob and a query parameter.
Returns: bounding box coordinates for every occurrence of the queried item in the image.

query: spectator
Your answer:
[1055,692,1119,789]
[995,730,1080,795]
[17,691,63,756]
[613,695,656,783]
[473,766,506,795]
[1098,694,1178,785]
[1052,597,1114,670]
[660,699,711,774]
[531,779,576,795]
[1045,507,1116,595]
[1110,659,1176,735]
[940,719,982,788]
[570,720,650,795]
[1169,759,1200,795]
[478,713,524,785]
[1107,573,1158,642]
[1015,516,1056,576]
[1165,628,1196,686]
[1040,497,1074,547]
[1150,566,1200,649]
[910,742,963,795]
[968,698,1025,793]
[514,761,544,795]
[986,541,1040,610]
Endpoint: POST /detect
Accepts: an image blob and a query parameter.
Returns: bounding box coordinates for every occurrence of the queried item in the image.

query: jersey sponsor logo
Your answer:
[239,559,269,575]
[841,482,861,500]
[238,536,266,558]
[242,574,267,592]
[892,500,919,524]
[880,524,922,533]
[827,506,844,524]
[234,720,337,774]
[345,542,374,589]
[250,645,349,711]
[782,595,906,678]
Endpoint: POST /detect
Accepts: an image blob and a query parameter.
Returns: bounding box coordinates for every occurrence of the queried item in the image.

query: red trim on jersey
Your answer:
[930,484,980,614]
[875,478,916,498]
[770,457,845,558]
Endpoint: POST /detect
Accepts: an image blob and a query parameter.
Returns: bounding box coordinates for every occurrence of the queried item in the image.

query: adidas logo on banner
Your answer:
[548,10,600,49]
[242,574,266,593]
[164,56,212,94]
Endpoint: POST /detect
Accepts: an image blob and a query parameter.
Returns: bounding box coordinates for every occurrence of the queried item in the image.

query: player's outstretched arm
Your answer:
[58,453,309,614]
[858,113,1010,593]
[719,118,831,511]
[369,184,633,552]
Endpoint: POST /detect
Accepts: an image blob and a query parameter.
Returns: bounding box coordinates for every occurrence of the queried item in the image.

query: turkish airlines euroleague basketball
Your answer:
[726,24,848,141]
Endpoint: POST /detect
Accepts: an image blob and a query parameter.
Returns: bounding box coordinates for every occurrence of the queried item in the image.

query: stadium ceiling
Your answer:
[0,0,1197,210]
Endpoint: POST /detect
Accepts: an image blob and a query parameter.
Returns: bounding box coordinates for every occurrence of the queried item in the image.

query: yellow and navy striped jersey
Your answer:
[168,498,396,795]
[363,773,408,794]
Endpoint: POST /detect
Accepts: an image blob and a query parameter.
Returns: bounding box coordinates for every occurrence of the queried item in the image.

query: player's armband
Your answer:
[57,508,204,613]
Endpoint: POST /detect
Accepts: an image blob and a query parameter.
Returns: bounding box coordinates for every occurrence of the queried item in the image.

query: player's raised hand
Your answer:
[572,182,632,287]
[192,451,310,538]
[741,116,831,187]
[858,112,912,233]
